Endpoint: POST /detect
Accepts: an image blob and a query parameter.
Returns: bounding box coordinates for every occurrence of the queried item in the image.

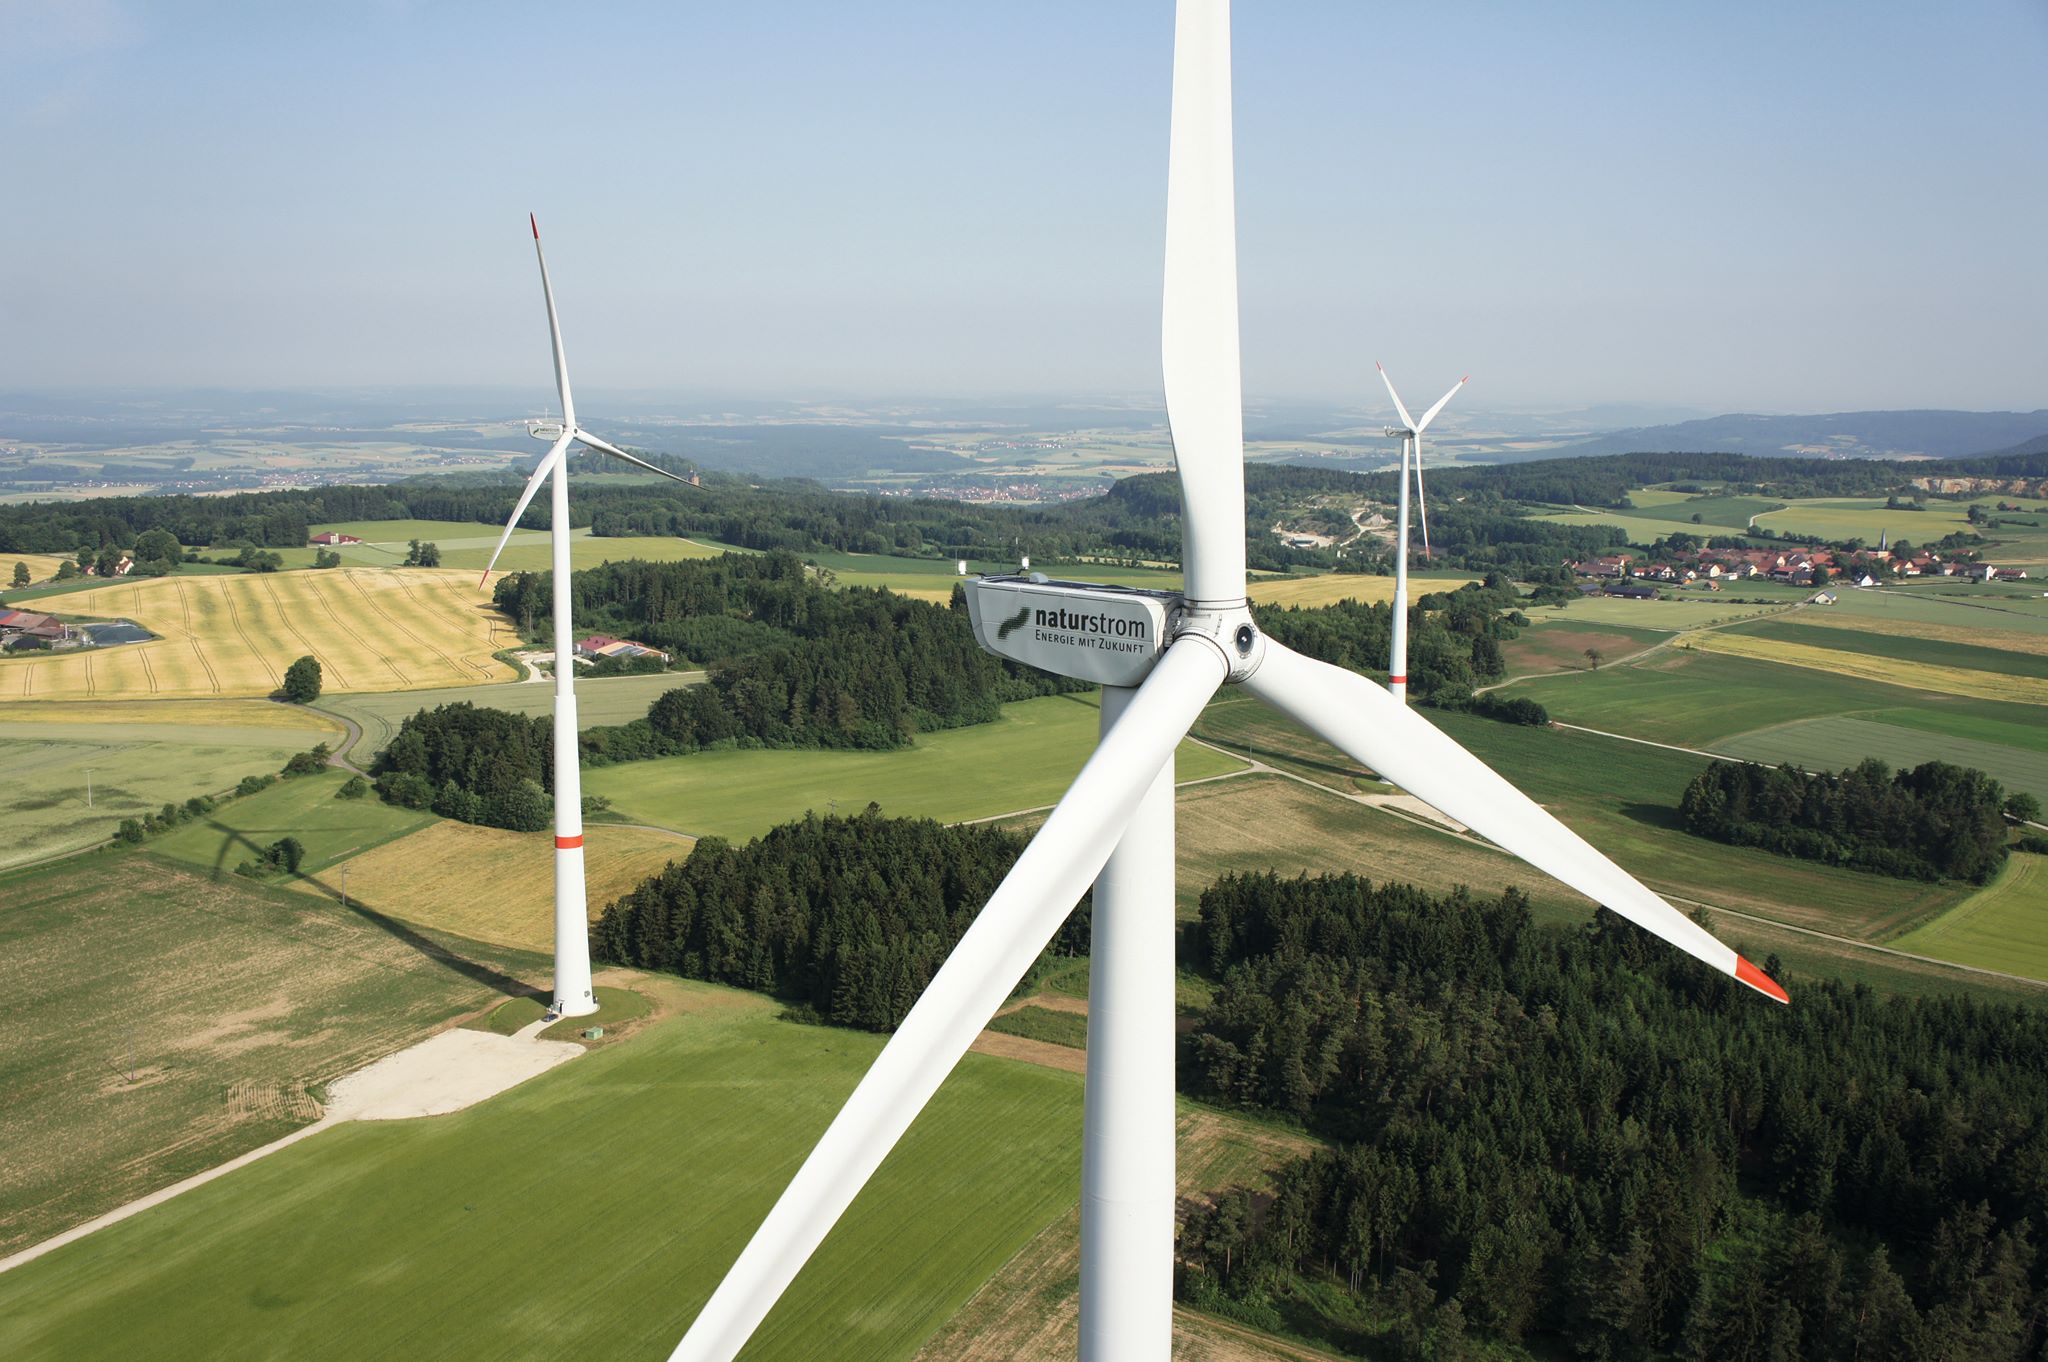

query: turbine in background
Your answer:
[668,5,1785,1360]
[482,215,697,1019]
[1377,363,1466,704]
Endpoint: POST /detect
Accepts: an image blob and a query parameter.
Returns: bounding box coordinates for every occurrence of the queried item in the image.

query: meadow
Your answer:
[1722,615,2048,680]
[0,567,516,700]
[1497,620,1667,677]
[150,768,435,878]
[584,692,1247,841]
[1714,715,2048,803]
[1753,495,2048,565]
[301,819,694,952]
[0,854,533,1256]
[0,701,344,869]
[0,990,1087,1362]
[1684,626,2048,705]
[1890,854,2048,984]
[1504,647,2048,750]
[315,671,702,764]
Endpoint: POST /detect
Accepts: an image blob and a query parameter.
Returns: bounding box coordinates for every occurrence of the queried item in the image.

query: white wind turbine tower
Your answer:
[668,4,1787,1360]
[1377,362,1466,704]
[481,215,698,1019]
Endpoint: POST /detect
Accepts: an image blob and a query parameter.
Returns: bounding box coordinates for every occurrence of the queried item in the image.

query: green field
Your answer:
[0,989,1085,1362]
[269,522,738,573]
[1826,583,2048,633]
[0,854,530,1255]
[1890,854,2048,982]
[315,672,703,764]
[150,769,434,877]
[0,708,344,870]
[1754,496,2048,565]
[1499,620,1670,677]
[1505,647,2048,750]
[1525,508,1752,543]
[586,692,1247,841]
[1723,616,2048,679]
[1525,594,1794,628]
[1621,490,1787,528]
[1715,715,2048,803]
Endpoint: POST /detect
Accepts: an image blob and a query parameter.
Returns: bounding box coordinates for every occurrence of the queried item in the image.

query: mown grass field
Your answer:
[0,567,517,700]
[1824,584,2048,633]
[314,671,702,764]
[1525,507,1753,542]
[0,990,1087,1362]
[1524,594,1794,627]
[0,702,344,869]
[1506,647,2048,749]
[1891,854,2048,983]
[150,769,435,878]
[1714,716,2048,802]
[0,854,532,1256]
[299,819,694,952]
[585,692,1247,841]
[1499,620,1667,677]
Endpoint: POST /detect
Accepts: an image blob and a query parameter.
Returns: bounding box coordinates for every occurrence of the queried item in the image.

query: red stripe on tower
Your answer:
[555,834,583,850]
[1389,674,1407,685]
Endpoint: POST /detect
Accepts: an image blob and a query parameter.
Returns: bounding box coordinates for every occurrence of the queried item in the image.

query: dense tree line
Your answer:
[1176,871,2048,1361]
[372,702,554,831]
[592,809,1087,1030]
[1252,575,1547,721]
[1680,757,2012,884]
[495,552,1088,765]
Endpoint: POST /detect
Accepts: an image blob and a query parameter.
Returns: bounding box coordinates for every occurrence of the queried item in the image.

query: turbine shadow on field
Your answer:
[202,821,538,1001]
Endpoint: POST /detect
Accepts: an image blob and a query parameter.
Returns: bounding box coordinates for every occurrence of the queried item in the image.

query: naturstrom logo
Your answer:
[996,605,1033,640]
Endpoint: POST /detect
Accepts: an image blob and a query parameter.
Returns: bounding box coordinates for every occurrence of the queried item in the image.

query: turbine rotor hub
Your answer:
[1172,599,1264,683]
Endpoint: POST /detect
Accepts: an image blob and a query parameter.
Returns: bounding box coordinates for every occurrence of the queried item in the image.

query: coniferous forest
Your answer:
[1176,872,2048,1362]
[591,809,1086,1031]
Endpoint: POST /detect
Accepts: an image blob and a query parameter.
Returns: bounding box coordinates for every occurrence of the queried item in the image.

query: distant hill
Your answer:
[1542,409,2048,461]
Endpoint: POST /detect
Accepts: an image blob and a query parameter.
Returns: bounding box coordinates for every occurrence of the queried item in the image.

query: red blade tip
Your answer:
[478,571,491,589]
[529,213,539,240]
[1734,956,1789,1004]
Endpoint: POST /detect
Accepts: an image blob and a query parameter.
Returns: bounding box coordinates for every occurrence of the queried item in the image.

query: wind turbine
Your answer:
[481,215,697,1020]
[668,4,1786,1360]
[1377,363,1466,704]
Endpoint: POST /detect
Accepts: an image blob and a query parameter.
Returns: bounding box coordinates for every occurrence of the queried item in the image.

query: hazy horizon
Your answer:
[4,1,2044,412]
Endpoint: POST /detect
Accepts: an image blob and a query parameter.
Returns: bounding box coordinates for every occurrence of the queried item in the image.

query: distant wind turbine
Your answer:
[481,215,697,1019]
[665,5,1785,1362]
[1377,363,1466,704]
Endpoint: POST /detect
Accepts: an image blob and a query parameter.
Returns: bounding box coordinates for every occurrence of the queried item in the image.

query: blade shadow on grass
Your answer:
[195,820,539,1001]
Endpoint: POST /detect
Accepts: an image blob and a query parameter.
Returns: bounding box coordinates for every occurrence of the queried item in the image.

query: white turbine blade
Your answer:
[1242,639,1789,1003]
[1413,374,1468,434]
[572,429,698,486]
[531,214,576,429]
[670,639,1228,1362]
[1161,0,1246,605]
[479,433,570,587]
[1376,361,1417,432]
[1414,454,1431,559]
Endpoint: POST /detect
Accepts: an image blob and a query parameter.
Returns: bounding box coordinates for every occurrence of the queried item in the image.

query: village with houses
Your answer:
[1569,527,2031,601]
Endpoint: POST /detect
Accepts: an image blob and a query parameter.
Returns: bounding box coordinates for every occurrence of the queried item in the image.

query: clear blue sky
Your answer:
[3,0,2043,411]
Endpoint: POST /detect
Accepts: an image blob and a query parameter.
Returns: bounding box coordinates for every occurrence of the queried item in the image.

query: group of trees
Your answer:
[592,809,1087,1031]
[1252,575,1547,722]
[1679,757,2015,883]
[372,702,555,832]
[1175,870,2048,1361]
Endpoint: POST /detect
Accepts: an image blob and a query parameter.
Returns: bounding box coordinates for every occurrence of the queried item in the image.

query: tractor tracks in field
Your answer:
[260,575,350,690]
[173,580,224,695]
[217,581,281,690]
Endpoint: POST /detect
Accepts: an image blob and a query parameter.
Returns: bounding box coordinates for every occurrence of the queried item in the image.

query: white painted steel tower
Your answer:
[1377,363,1466,704]
[483,216,698,1019]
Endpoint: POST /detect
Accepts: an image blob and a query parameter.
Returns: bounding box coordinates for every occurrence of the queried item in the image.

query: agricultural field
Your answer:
[1824,582,2048,632]
[315,671,702,765]
[1753,495,2048,565]
[0,552,69,586]
[299,819,693,952]
[1523,507,1753,543]
[809,551,1186,603]
[1246,569,1476,609]
[277,521,735,574]
[1683,626,2048,705]
[1618,488,1787,529]
[586,692,1246,841]
[0,990,1087,1362]
[0,701,344,869]
[1715,715,2048,803]
[0,854,534,1256]
[149,769,434,879]
[1722,615,2048,680]
[1890,854,2048,984]
[0,567,517,700]
[1505,646,2048,750]
[1497,620,1668,678]
[1525,594,1795,628]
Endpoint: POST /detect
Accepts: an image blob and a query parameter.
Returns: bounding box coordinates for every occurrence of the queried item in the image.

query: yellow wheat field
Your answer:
[1,553,71,586]
[1246,572,1479,609]
[1683,629,2048,706]
[0,568,519,701]
[297,821,694,952]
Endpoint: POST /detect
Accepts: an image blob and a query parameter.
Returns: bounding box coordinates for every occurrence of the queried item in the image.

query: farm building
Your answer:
[576,634,672,664]
[0,608,70,648]
[309,532,364,546]
[1599,583,1658,600]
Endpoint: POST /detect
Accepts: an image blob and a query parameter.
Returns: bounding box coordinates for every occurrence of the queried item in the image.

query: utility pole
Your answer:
[86,768,94,808]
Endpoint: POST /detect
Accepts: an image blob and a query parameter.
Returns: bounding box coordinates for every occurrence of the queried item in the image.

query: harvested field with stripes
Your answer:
[0,569,517,700]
